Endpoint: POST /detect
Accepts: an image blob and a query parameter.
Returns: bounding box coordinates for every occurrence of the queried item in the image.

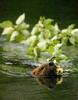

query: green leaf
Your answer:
[71,29,78,37]
[21,35,38,46]
[52,44,62,56]
[16,13,25,25]
[69,36,75,45]
[75,37,78,44]
[2,27,14,35]
[37,40,48,51]
[50,36,60,45]
[53,23,60,34]
[0,21,13,28]
[44,18,53,25]
[21,30,30,38]
[31,26,39,35]
[54,43,62,50]
[61,37,69,45]
[55,54,68,62]
[34,47,40,57]
[67,24,75,31]
[46,46,54,54]
[44,18,53,29]
[17,23,29,31]
[10,31,19,41]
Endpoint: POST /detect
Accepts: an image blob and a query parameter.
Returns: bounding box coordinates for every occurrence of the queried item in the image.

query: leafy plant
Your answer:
[0,13,78,63]
[0,13,30,42]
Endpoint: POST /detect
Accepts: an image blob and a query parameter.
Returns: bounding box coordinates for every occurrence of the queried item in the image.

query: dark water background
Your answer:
[0,0,78,28]
[0,0,78,100]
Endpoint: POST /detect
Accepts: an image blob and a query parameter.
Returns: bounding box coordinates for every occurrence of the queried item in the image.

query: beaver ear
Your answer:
[49,61,55,66]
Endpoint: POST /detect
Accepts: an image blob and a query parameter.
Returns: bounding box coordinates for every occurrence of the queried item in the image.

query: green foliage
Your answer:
[1,13,30,42]
[0,13,78,63]
[0,20,13,28]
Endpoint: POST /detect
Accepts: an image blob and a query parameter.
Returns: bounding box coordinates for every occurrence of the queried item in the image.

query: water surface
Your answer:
[0,42,78,100]
[0,72,78,100]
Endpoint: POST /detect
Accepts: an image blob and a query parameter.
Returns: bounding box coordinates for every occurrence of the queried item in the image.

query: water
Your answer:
[0,0,78,99]
[0,73,78,100]
[0,42,78,100]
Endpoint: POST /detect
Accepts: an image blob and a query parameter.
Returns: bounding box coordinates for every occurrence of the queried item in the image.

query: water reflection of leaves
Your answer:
[35,76,63,89]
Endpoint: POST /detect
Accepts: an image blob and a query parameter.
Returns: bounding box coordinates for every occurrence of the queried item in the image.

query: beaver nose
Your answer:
[59,70,61,73]
[58,69,63,75]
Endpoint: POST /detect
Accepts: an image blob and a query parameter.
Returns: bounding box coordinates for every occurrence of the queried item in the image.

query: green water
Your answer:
[0,72,78,100]
[0,42,78,100]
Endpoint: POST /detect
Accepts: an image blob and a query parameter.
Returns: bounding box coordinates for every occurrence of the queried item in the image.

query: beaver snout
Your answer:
[55,66,63,75]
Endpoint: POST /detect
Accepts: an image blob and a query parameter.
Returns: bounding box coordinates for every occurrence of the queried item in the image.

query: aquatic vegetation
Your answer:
[0,13,78,63]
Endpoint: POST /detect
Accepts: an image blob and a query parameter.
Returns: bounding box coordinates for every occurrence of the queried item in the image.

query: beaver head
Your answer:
[32,61,63,77]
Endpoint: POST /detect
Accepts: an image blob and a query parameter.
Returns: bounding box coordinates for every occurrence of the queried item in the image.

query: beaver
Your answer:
[32,61,63,77]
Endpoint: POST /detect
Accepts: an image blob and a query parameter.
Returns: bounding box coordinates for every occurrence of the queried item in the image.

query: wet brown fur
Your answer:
[32,62,57,77]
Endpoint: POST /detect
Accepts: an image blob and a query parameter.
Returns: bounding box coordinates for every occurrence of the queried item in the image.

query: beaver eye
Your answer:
[32,71,36,75]
[40,67,44,70]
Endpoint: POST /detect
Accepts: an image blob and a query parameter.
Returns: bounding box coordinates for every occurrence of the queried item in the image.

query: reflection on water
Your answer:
[0,42,78,100]
[35,76,63,89]
[0,72,78,100]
